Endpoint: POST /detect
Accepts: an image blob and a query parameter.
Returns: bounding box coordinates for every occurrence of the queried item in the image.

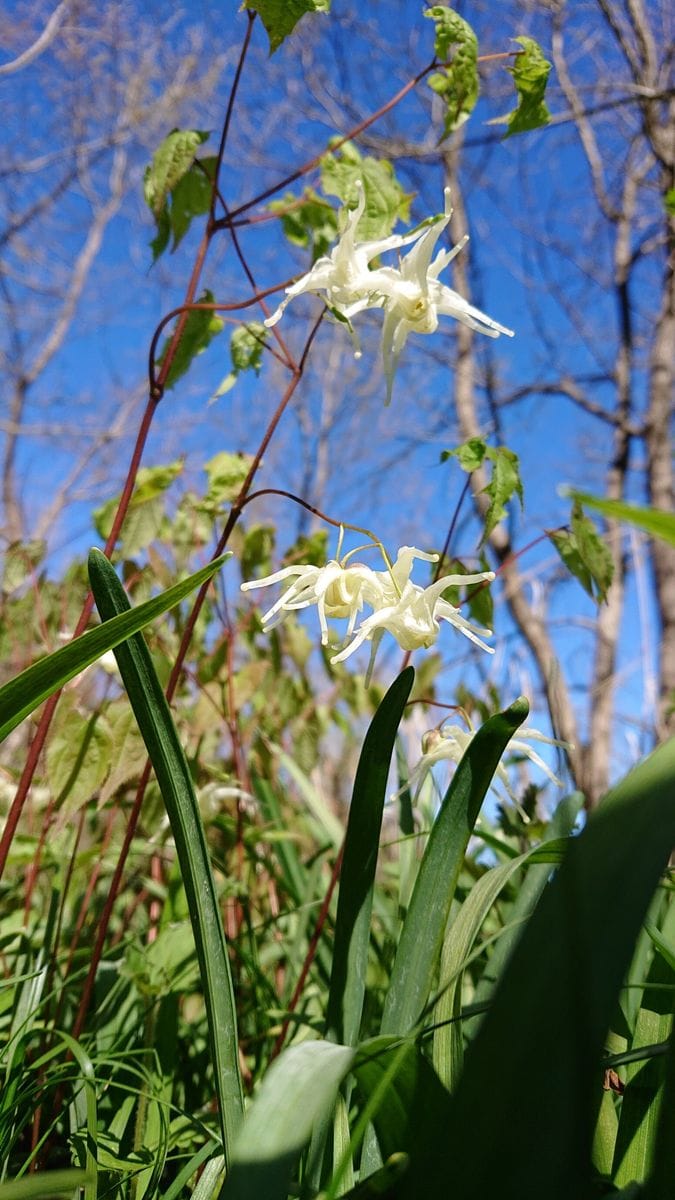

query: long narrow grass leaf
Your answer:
[380,697,529,1035]
[0,554,228,743]
[220,1040,354,1200]
[645,1005,675,1198]
[326,668,414,1046]
[0,1172,88,1200]
[87,549,243,1163]
[436,735,675,1200]
[612,900,675,1186]
[433,830,574,1088]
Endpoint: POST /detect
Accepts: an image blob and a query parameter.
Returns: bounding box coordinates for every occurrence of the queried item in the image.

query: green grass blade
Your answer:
[432,830,574,1089]
[568,490,675,547]
[470,793,582,1016]
[0,553,229,743]
[190,1155,226,1200]
[326,668,414,1046]
[87,549,243,1163]
[160,1142,219,1200]
[0,1172,88,1200]
[437,735,675,1200]
[345,1035,451,1200]
[612,898,675,1186]
[380,697,529,1035]
[220,1040,355,1200]
[645,1000,675,1199]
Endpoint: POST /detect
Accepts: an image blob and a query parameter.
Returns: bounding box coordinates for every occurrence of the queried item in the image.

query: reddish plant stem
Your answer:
[1,394,159,886]
[70,312,324,1040]
[241,487,340,528]
[14,5,262,902]
[147,284,297,391]
[71,758,153,1041]
[208,10,255,226]
[270,841,345,1062]
[219,62,437,226]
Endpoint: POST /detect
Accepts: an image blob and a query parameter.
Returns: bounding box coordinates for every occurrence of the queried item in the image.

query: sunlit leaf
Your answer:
[442,437,486,474]
[144,130,211,260]
[425,6,479,135]
[268,188,339,261]
[443,439,524,541]
[567,491,675,549]
[490,37,551,138]
[550,501,614,604]
[321,142,412,240]
[245,0,331,55]
[201,451,254,509]
[155,290,224,390]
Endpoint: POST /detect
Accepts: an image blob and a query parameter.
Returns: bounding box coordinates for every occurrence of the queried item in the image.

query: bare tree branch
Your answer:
[0,3,69,77]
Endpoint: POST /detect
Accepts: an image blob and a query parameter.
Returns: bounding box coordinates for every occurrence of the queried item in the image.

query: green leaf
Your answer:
[443,441,523,541]
[46,706,111,815]
[566,491,675,549]
[424,7,479,135]
[320,143,412,241]
[612,901,675,1187]
[664,188,675,217]
[350,1035,450,1199]
[93,462,183,555]
[168,156,217,251]
[97,702,147,807]
[268,188,339,261]
[1,539,46,594]
[221,1040,354,1200]
[381,697,529,1036]
[550,501,614,604]
[494,37,552,138]
[230,323,266,373]
[442,437,487,474]
[646,1002,675,1198]
[0,1172,89,1200]
[202,451,254,509]
[481,446,523,540]
[433,839,560,1090]
[326,668,415,1046]
[0,554,229,744]
[144,131,210,259]
[88,549,244,1162]
[213,323,268,397]
[437,735,675,1200]
[245,0,330,55]
[156,290,224,390]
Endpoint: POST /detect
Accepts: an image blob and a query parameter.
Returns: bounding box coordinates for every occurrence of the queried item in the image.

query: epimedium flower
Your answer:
[241,543,495,679]
[405,720,570,806]
[367,189,515,403]
[240,557,387,648]
[330,571,495,664]
[264,180,431,334]
[265,182,514,403]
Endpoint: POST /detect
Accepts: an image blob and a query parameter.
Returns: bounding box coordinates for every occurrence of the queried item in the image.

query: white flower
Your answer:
[242,544,494,679]
[368,189,514,403]
[264,181,429,331]
[331,569,495,664]
[266,184,514,404]
[406,721,570,805]
[240,558,387,646]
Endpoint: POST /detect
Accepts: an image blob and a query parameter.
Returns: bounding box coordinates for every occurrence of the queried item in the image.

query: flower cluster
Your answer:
[241,544,494,677]
[405,720,570,806]
[266,182,514,403]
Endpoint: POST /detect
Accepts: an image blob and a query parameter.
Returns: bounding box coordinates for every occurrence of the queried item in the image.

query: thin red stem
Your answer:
[219,61,437,226]
[270,841,345,1061]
